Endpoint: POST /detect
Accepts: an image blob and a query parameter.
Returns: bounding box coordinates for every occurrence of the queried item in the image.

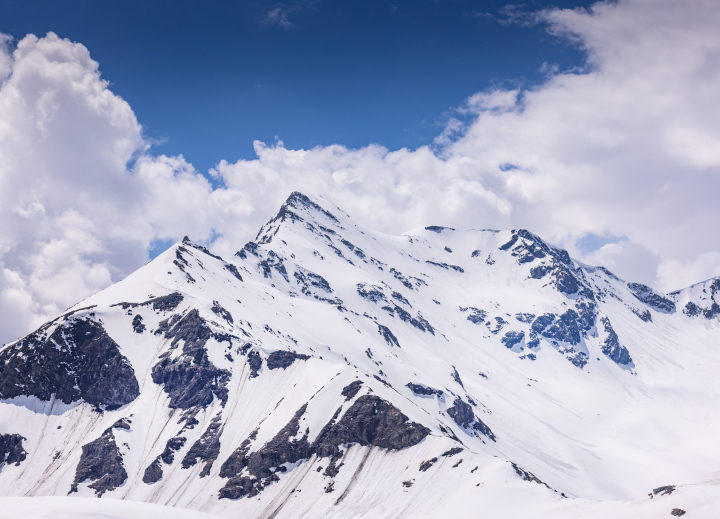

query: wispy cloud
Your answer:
[263,7,295,28]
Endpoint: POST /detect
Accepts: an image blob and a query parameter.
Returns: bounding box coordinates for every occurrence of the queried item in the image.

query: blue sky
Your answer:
[0,0,593,173]
[2,0,720,343]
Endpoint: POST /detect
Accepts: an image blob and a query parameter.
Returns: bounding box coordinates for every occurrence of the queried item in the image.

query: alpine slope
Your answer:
[1,192,719,519]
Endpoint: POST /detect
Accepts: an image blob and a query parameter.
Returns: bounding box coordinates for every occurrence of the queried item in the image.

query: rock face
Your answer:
[266,350,310,370]
[219,395,430,500]
[600,317,633,366]
[182,415,224,477]
[0,434,27,469]
[0,314,139,410]
[447,398,496,442]
[1,192,718,518]
[70,419,130,496]
[151,309,232,411]
[627,283,676,314]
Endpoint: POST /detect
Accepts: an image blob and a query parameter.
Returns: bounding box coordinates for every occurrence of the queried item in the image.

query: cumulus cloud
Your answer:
[2,0,720,343]
[0,33,218,343]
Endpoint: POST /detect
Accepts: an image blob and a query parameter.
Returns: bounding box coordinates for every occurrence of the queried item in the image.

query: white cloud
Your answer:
[3,0,720,343]
[0,33,218,343]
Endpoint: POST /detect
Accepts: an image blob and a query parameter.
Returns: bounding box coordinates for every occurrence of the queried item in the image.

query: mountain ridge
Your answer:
[0,191,719,518]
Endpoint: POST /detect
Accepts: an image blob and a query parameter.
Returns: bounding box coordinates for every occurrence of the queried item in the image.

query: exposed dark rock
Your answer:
[501,331,525,349]
[340,239,366,259]
[182,415,223,477]
[390,306,435,334]
[403,480,413,487]
[219,395,430,500]
[182,237,223,261]
[451,366,465,388]
[447,398,474,429]
[683,301,702,317]
[236,241,259,259]
[247,350,263,378]
[425,226,454,233]
[266,350,310,370]
[406,383,443,397]
[160,436,187,465]
[471,250,481,257]
[219,429,258,479]
[391,291,411,307]
[151,309,232,410]
[258,250,289,281]
[671,509,686,516]
[131,314,145,333]
[511,462,551,489]
[515,313,535,323]
[419,458,437,471]
[390,268,414,290]
[211,302,233,324]
[532,313,556,334]
[219,404,311,499]
[295,268,333,295]
[111,292,184,312]
[536,310,581,346]
[441,447,463,457]
[627,283,676,314]
[0,316,139,411]
[553,265,580,295]
[460,306,488,324]
[633,308,653,322]
[530,265,552,279]
[447,397,496,441]
[357,283,387,303]
[341,380,364,401]
[314,395,431,457]
[653,485,676,496]
[142,458,163,484]
[425,260,464,273]
[486,316,507,335]
[0,434,27,469]
[373,375,393,388]
[224,263,244,281]
[70,421,129,496]
[377,324,400,348]
[600,317,633,366]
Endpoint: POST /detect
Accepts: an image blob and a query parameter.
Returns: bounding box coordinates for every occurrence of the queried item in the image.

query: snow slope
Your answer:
[1,192,719,518]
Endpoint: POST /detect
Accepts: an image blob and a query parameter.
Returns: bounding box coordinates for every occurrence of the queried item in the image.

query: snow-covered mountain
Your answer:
[1,192,719,518]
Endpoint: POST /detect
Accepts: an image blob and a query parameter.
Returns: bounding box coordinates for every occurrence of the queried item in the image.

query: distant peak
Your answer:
[254,192,343,244]
[425,226,455,234]
[283,192,339,223]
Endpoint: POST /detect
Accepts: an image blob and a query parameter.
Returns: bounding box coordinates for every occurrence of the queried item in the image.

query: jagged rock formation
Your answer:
[0,192,719,519]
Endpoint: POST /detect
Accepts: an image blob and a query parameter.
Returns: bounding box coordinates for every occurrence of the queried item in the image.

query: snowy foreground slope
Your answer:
[1,192,720,518]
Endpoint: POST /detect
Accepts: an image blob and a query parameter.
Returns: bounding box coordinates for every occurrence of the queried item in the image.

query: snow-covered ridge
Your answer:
[1,192,719,518]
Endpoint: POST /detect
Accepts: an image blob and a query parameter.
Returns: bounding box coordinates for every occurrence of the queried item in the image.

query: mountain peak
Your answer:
[2,196,720,518]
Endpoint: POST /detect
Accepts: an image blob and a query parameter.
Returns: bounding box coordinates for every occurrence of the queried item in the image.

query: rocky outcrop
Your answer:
[447,397,496,442]
[266,350,310,370]
[627,283,676,314]
[0,434,27,470]
[151,309,232,410]
[70,419,130,496]
[219,395,430,500]
[0,316,139,411]
[600,317,633,366]
[182,415,224,477]
[341,380,364,400]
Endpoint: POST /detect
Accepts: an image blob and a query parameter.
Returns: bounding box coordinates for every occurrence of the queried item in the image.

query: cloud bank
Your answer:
[1,0,720,344]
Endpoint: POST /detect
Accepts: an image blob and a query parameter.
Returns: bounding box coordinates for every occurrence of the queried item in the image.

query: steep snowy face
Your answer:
[1,192,719,519]
[670,276,720,320]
